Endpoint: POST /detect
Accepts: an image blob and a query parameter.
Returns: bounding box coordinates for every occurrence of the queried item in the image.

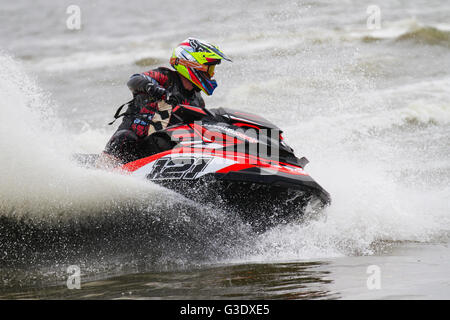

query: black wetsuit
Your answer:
[104,67,205,163]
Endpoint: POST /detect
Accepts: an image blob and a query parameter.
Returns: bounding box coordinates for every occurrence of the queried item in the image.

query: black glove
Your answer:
[145,82,167,101]
[164,91,181,106]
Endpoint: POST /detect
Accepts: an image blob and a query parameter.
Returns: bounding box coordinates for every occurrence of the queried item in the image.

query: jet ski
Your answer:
[75,105,331,230]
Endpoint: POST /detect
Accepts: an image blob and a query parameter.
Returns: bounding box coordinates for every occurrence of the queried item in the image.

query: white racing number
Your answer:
[146,157,213,180]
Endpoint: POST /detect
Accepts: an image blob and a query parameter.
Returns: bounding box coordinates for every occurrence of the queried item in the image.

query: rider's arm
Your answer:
[127,73,167,100]
[127,74,157,93]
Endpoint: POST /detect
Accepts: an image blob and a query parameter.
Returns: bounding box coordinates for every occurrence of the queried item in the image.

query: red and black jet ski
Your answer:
[76,105,331,230]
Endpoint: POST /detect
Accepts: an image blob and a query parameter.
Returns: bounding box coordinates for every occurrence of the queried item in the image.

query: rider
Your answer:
[96,37,232,167]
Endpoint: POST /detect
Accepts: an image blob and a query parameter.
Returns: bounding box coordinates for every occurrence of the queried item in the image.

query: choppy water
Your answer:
[0,0,449,299]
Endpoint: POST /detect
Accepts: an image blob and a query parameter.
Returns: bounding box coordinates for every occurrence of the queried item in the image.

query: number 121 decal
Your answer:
[146,157,213,180]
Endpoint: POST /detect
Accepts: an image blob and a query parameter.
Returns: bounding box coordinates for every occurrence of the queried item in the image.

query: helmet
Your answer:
[170,38,232,95]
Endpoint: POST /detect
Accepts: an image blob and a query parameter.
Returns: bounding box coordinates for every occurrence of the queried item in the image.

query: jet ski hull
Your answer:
[74,105,331,230]
[120,148,330,230]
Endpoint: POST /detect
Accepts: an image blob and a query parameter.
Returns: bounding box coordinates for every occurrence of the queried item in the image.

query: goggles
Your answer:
[207,64,216,78]
[170,57,219,78]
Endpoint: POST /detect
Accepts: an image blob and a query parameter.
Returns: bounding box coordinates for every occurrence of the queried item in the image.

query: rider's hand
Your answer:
[165,91,181,106]
[145,82,167,101]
